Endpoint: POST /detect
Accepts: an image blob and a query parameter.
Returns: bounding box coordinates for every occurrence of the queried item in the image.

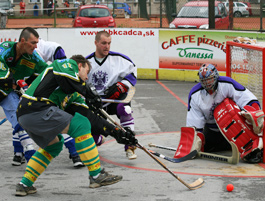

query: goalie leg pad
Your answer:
[241,137,263,163]
[174,127,204,159]
[214,98,263,161]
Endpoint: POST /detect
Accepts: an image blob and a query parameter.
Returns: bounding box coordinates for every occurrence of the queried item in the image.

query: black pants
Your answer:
[203,125,231,152]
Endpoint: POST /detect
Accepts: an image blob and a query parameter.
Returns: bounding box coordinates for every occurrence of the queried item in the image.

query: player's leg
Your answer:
[1,91,35,164]
[62,133,85,167]
[16,107,71,196]
[203,125,231,152]
[12,131,25,166]
[64,95,105,147]
[67,112,122,188]
[16,135,64,196]
[116,103,137,160]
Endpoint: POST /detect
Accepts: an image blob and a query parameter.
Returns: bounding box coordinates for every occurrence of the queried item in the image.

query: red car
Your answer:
[169,1,229,29]
[72,5,116,28]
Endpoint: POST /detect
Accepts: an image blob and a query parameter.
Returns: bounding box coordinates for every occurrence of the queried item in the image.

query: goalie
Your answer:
[179,63,264,163]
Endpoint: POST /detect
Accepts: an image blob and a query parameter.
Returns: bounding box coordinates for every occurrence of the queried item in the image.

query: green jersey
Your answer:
[0,41,48,101]
[17,58,89,117]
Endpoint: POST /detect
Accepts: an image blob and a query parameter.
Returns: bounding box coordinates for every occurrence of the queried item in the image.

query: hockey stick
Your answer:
[148,143,240,165]
[99,108,205,190]
[101,86,136,104]
[147,149,197,163]
[0,118,7,125]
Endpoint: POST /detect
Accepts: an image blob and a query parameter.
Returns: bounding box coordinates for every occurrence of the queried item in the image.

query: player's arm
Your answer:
[105,59,137,100]
[64,95,137,145]
[53,60,102,108]
[0,60,13,89]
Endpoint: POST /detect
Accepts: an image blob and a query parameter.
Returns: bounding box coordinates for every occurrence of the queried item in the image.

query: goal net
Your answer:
[226,41,265,163]
[226,41,265,109]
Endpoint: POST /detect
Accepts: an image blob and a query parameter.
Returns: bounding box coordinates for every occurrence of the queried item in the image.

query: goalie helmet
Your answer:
[198,63,219,94]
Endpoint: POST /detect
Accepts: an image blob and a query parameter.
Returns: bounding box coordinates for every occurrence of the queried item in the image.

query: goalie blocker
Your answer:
[214,98,264,163]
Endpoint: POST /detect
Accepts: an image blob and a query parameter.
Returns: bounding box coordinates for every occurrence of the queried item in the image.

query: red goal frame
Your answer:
[226,41,265,163]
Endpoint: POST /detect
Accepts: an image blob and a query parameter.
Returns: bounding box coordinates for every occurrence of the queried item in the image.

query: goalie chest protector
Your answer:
[214,98,258,154]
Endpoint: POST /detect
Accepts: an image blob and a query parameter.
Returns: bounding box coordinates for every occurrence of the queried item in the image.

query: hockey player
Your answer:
[0,27,48,165]
[86,31,138,160]
[15,55,137,196]
[176,63,264,163]
[35,38,84,167]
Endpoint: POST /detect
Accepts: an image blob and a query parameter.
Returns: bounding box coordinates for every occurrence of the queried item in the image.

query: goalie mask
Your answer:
[198,64,219,94]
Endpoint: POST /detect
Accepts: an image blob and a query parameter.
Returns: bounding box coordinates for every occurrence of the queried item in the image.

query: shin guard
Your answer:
[13,124,36,162]
[68,112,101,176]
[21,135,64,187]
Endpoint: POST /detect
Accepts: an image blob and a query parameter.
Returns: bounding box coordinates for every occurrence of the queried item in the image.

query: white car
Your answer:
[224,2,249,17]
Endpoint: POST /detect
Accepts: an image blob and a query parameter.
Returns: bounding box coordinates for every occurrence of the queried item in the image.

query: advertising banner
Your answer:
[159,30,265,71]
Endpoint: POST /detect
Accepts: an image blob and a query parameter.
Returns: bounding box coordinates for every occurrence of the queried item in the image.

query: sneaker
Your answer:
[12,154,26,166]
[126,149,137,160]
[15,183,37,196]
[89,169,122,188]
[70,155,85,168]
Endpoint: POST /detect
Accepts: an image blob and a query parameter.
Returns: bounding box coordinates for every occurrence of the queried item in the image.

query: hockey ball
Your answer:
[226,184,234,192]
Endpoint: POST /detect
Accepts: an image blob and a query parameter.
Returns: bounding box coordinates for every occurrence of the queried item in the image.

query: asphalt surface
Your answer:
[1,80,265,201]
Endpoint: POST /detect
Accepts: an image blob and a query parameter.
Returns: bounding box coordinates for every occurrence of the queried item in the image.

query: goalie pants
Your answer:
[203,125,231,152]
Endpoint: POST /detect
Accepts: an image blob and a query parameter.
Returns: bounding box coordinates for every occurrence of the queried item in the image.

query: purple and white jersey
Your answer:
[86,51,137,95]
[186,76,260,130]
[35,38,66,62]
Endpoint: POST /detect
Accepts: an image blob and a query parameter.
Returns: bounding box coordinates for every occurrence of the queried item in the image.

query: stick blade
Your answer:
[188,178,205,190]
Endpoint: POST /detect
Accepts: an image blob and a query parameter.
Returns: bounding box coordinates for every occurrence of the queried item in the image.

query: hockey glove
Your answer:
[240,105,265,134]
[104,82,128,99]
[16,79,28,94]
[110,127,138,145]
[85,82,102,109]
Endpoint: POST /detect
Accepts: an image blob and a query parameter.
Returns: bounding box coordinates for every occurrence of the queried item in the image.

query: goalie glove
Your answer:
[16,80,28,94]
[240,105,265,135]
[104,82,128,100]
[110,127,138,145]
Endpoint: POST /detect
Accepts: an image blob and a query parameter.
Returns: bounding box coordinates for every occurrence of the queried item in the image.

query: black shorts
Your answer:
[18,106,73,148]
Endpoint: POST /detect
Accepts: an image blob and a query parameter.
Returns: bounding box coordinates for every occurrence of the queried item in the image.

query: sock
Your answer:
[20,148,54,187]
[62,134,78,157]
[20,136,63,187]
[92,173,100,179]
[68,113,101,177]
[15,152,23,157]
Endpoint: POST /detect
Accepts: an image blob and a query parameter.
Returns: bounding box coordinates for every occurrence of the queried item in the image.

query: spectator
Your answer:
[64,0,70,7]
[62,0,69,15]
[33,3,38,17]
[96,0,100,5]
[19,0,26,16]
[74,0,80,7]
[47,0,53,16]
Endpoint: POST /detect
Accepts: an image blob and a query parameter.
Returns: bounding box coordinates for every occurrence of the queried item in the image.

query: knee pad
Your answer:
[117,104,134,130]
[117,104,132,117]
[68,112,91,138]
[44,134,64,158]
